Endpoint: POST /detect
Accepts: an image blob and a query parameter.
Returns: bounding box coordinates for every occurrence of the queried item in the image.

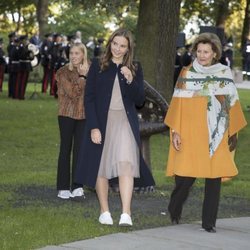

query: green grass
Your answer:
[0,82,249,249]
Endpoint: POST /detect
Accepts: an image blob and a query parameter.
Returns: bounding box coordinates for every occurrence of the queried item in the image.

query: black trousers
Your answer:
[0,64,5,91]
[168,175,221,229]
[18,70,29,99]
[57,116,85,190]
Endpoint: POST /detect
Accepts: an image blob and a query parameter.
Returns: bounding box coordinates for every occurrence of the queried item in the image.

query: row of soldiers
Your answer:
[0,32,34,99]
[40,32,104,96]
[0,38,5,92]
[40,33,71,96]
[0,31,103,99]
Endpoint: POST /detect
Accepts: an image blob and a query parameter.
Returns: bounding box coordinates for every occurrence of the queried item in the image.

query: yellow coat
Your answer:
[165,94,247,180]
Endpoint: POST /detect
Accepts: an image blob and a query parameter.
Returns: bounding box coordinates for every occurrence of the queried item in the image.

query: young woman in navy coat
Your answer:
[75,28,155,226]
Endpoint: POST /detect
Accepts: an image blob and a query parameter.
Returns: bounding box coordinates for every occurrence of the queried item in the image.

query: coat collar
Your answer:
[110,59,123,69]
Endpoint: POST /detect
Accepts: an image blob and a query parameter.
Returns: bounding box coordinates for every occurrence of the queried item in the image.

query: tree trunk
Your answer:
[241,0,250,49]
[16,8,21,32]
[135,0,181,102]
[36,0,49,38]
[215,0,230,28]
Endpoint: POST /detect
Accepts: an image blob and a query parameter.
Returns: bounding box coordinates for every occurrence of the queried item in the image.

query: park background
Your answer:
[0,1,250,249]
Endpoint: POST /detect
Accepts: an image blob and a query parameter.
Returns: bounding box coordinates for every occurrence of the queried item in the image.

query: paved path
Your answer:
[39,217,250,250]
[235,80,250,89]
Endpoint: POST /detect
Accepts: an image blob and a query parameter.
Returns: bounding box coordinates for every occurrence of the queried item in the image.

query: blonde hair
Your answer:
[68,42,88,71]
[100,28,136,76]
[192,32,222,64]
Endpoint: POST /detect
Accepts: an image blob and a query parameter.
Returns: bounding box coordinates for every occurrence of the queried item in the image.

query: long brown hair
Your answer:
[100,28,136,76]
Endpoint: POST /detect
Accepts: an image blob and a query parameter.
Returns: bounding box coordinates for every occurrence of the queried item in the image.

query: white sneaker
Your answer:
[71,187,85,198]
[57,190,72,199]
[119,213,133,226]
[98,211,113,225]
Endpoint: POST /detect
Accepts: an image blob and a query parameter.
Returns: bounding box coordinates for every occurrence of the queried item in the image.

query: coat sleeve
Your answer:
[164,97,182,135]
[84,59,99,129]
[228,100,247,136]
[124,62,145,107]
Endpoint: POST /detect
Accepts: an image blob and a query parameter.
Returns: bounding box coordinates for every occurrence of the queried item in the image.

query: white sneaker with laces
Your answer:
[57,190,72,199]
[119,213,132,226]
[71,187,85,198]
[98,211,113,225]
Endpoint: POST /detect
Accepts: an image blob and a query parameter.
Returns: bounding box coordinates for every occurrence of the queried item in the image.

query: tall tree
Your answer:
[136,0,182,101]
[0,0,35,33]
[214,0,230,28]
[36,0,49,37]
[242,0,250,48]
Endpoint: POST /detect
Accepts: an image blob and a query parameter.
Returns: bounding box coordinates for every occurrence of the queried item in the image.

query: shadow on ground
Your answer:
[2,184,250,229]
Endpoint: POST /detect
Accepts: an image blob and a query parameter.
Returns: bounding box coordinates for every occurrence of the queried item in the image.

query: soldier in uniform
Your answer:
[8,35,21,99]
[0,38,6,92]
[49,33,62,97]
[17,35,33,99]
[174,47,183,87]
[7,32,17,97]
[56,35,69,71]
[40,33,53,93]
[220,42,233,69]
[181,44,193,67]
[29,31,41,47]
[94,38,104,58]
[242,39,250,80]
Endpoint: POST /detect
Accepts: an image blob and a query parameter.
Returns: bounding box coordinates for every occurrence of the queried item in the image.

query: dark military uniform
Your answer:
[40,34,53,93]
[7,32,18,97]
[174,50,183,88]
[64,41,71,61]
[242,39,250,80]
[17,35,33,99]
[49,34,62,96]
[8,37,20,98]
[181,44,193,67]
[0,38,6,92]
[94,38,104,58]
[56,43,69,72]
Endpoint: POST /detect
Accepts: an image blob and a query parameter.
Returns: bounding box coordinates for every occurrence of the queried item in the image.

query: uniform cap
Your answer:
[67,34,75,40]
[8,32,16,38]
[45,33,52,38]
[20,35,28,41]
[53,33,62,38]
[97,38,104,44]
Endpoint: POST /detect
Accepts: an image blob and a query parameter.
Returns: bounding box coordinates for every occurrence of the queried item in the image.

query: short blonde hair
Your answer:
[191,32,222,63]
[68,42,88,71]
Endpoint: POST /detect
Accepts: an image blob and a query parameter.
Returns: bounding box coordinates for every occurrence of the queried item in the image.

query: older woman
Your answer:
[165,33,247,232]
[56,43,89,199]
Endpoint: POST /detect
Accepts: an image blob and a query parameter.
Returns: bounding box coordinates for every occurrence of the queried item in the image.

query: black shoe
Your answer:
[202,227,216,233]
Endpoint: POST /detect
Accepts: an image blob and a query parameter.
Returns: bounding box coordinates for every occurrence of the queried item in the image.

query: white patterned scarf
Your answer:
[173,59,239,157]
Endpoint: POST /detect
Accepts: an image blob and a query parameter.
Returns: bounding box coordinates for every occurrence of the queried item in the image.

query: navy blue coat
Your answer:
[75,58,155,188]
